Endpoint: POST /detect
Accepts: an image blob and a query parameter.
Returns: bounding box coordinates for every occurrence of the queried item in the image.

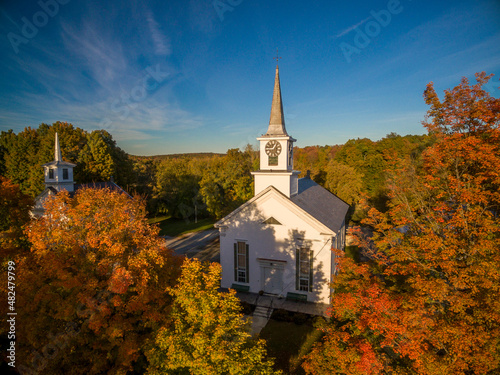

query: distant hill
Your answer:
[130,152,225,161]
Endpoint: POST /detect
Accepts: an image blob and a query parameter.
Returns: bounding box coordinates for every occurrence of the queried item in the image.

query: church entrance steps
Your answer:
[253,305,274,319]
[235,291,329,317]
[250,304,273,336]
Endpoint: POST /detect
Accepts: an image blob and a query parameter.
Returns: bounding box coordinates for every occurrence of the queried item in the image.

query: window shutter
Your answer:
[234,243,237,281]
[245,243,249,283]
[309,250,314,292]
[295,249,300,290]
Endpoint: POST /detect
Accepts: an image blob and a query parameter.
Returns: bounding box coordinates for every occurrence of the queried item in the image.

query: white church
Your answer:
[215,64,349,304]
[33,132,128,217]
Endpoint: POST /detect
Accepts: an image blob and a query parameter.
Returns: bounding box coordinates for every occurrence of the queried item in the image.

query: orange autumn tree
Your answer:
[17,188,182,375]
[303,72,500,374]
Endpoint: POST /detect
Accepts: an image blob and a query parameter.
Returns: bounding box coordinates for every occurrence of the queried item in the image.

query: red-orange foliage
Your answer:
[16,188,182,375]
[303,73,500,374]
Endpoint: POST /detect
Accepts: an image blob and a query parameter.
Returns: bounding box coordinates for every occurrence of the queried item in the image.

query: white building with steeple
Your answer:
[32,132,128,217]
[42,132,77,194]
[215,64,349,305]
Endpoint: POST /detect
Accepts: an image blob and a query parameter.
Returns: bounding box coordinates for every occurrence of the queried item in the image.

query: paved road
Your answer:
[164,229,220,262]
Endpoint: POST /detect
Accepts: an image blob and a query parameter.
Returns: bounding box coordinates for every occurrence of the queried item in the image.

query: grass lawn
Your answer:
[148,216,216,237]
[259,319,323,374]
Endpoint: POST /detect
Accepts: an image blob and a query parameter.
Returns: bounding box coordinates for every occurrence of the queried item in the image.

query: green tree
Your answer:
[0,123,133,197]
[154,157,203,219]
[129,155,159,213]
[293,145,340,184]
[77,130,117,182]
[324,160,364,222]
[147,259,279,375]
[334,138,386,204]
[324,160,363,206]
[0,177,32,260]
[199,149,253,219]
[0,127,42,196]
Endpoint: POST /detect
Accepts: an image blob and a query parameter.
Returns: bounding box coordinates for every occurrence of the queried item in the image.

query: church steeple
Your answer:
[252,61,300,198]
[266,65,288,136]
[42,132,76,193]
[54,132,63,162]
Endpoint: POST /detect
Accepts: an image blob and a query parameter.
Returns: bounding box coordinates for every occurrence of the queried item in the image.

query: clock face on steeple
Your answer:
[265,140,282,157]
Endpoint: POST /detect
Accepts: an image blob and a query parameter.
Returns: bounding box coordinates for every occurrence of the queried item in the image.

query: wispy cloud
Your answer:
[146,11,171,56]
[6,86,204,142]
[0,4,201,145]
[331,16,372,39]
[60,20,128,91]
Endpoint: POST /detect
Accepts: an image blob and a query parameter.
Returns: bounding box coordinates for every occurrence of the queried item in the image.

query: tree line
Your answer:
[1,124,433,224]
[115,132,435,223]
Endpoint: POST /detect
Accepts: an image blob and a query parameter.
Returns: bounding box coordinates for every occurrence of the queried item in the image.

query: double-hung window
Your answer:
[234,241,249,283]
[296,248,313,292]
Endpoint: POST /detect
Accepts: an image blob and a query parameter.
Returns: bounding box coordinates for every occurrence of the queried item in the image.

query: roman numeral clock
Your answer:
[265,140,281,166]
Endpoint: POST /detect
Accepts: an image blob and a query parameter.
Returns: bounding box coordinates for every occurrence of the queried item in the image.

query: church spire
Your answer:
[42,132,76,193]
[54,132,62,162]
[253,60,298,197]
[265,63,288,136]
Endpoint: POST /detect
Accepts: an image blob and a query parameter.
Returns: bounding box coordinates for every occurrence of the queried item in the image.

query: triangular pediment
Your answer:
[215,185,334,235]
[262,217,282,225]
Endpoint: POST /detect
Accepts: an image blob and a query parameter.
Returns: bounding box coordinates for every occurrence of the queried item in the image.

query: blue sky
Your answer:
[1,0,499,156]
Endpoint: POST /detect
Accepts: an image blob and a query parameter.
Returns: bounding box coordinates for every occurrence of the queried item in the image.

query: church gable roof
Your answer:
[42,160,77,167]
[32,187,58,217]
[73,181,131,198]
[215,186,331,234]
[34,187,57,203]
[216,184,347,235]
[291,177,349,233]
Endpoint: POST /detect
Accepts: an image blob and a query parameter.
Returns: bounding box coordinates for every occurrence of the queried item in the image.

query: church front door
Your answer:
[262,265,283,295]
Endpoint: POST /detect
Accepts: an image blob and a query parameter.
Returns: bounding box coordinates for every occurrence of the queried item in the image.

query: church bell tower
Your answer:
[252,62,300,198]
[42,132,76,193]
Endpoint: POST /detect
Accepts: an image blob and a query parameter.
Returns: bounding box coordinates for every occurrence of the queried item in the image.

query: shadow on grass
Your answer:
[259,312,324,374]
[148,216,215,237]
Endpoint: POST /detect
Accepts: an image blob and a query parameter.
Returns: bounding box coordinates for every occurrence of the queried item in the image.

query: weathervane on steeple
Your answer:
[274,48,281,66]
